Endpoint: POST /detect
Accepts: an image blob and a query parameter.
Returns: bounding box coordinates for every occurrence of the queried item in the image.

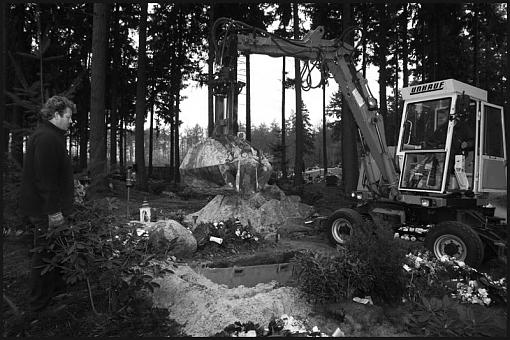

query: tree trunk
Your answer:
[421,12,427,82]
[119,114,124,169]
[37,8,44,104]
[173,8,185,184]
[361,3,368,78]
[1,3,6,225]
[9,4,28,166]
[402,4,409,87]
[88,3,109,196]
[432,4,440,81]
[148,90,154,177]
[473,4,479,86]
[341,2,359,196]
[174,95,181,183]
[170,121,174,176]
[293,2,304,189]
[281,57,287,179]
[134,2,148,190]
[245,53,251,141]
[393,4,399,146]
[78,95,89,171]
[109,3,120,168]
[207,4,214,137]
[322,82,327,175]
[377,4,389,128]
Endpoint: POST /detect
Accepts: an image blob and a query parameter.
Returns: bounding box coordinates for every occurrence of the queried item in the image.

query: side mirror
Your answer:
[403,120,412,144]
[455,93,470,119]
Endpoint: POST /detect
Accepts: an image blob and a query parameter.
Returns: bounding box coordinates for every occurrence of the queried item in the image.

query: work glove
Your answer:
[48,211,66,229]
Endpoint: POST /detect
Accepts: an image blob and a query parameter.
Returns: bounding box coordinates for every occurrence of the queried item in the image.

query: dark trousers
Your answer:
[28,216,66,312]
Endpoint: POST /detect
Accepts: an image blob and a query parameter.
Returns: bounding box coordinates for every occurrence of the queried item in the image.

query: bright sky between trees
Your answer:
[178,55,381,131]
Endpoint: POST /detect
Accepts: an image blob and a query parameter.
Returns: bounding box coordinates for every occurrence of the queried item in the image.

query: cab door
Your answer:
[477,103,507,192]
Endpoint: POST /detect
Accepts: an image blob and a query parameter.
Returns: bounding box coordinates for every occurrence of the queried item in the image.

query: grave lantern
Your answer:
[139,199,151,223]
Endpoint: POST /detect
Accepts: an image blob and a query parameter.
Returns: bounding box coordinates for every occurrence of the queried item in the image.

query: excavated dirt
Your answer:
[149,260,412,337]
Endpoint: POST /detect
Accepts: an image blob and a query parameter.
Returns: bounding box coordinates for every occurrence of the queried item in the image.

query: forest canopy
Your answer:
[3,3,507,189]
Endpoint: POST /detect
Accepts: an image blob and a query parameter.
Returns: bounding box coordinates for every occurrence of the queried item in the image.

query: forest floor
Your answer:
[2,178,507,337]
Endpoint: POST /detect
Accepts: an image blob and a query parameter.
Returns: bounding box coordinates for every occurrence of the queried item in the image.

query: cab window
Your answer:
[483,106,504,157]
[401,98,452,151]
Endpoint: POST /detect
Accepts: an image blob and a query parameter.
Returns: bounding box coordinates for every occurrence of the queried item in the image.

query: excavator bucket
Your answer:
[179,135,272,194]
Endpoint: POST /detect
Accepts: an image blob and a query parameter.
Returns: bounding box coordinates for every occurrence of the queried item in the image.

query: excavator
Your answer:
[208,18,507,268]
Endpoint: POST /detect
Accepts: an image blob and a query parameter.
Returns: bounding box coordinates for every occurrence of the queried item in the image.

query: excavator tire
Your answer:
[424,221,485,268]
[327,208,367,246]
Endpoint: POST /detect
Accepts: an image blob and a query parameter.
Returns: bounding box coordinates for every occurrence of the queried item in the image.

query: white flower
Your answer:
[254,237,259,241]
[470,295,482,305]
[477,288,488,297]
[468,280,477,288]
[439,255,449,262]
[403,264,412,272]
[482,297,491,305]
[235,229,241,237]
[213,222,218,227]
[456,260,465,267]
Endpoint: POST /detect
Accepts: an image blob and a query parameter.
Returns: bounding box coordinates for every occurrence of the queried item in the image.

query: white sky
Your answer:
[177,56,381,131]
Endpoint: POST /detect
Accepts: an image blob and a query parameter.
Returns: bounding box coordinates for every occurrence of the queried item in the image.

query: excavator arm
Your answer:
[212,18,400,200]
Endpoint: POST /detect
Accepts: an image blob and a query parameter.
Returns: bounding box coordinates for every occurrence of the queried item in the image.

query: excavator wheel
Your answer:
[327,208,367,246]
[424,221,485,268]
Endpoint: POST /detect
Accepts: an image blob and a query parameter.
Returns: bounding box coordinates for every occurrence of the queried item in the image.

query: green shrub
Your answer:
[343,225,412,303]
[292,249,373,303]
[292,225,413,304]
[36,198,174,315]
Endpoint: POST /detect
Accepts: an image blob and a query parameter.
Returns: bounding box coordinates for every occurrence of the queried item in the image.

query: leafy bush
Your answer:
[35,197,174,315]
[292,249,373,303]
[406,295,506,337]
[343,225,412,303]
[293,225,412,304]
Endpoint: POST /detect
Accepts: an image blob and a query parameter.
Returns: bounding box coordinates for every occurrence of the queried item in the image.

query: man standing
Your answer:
[19,95,76,312]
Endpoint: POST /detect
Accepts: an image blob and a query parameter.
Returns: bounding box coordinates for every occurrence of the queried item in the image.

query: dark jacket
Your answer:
[19,120,74,217]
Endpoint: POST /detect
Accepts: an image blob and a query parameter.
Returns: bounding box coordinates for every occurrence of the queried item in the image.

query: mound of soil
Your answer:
[150,260,412,337]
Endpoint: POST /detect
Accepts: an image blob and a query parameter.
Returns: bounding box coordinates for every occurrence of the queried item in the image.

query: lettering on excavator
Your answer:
[410,81,445,95]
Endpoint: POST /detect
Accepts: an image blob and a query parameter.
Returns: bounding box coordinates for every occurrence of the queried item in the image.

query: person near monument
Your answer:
[19,95,76,312]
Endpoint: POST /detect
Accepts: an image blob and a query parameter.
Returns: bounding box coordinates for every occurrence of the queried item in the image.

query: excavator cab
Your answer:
[396,79,506,198]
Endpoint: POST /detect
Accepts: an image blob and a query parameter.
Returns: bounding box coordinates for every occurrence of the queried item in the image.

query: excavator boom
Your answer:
[213,18,399,199]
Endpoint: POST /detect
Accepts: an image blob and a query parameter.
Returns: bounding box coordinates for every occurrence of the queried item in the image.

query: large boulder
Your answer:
[184,194,263,232]
[183,185,315,235]
[179,135,272,195]
[147,220,197,258]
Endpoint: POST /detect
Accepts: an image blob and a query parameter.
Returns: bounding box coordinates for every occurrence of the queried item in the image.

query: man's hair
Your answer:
[40,96,76,121]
